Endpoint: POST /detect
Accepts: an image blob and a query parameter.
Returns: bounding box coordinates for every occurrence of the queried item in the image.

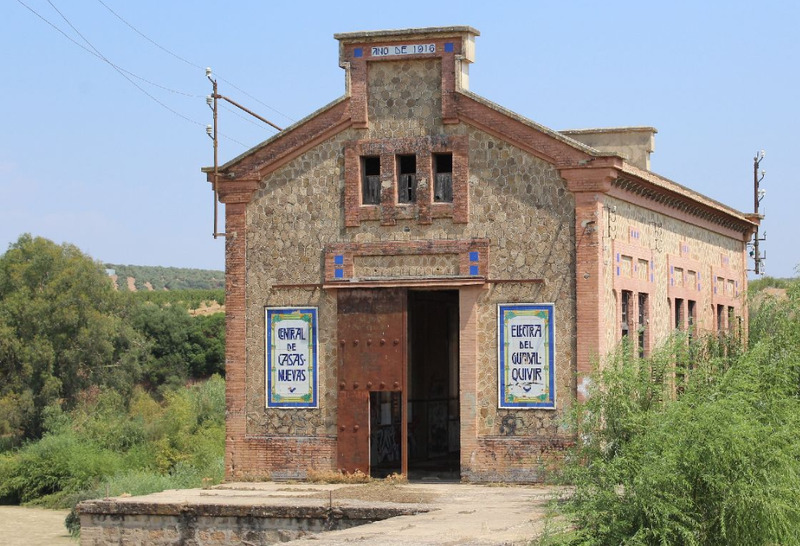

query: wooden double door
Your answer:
[336,289,407,475]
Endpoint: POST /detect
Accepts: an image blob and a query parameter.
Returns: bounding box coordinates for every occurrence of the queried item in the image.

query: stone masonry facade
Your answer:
[205,27,756,483]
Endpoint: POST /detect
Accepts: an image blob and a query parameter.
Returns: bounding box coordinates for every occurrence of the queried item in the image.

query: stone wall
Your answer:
[236,53,577,481]
[78,501,418,545]
[367,59,443,136]
[225,33,748,483]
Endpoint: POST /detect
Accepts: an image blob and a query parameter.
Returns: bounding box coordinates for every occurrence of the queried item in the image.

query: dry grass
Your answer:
[304,471,431,504]
[306,469,372,484]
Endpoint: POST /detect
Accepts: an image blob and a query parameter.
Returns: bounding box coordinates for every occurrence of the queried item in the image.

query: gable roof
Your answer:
[202,42,755,237]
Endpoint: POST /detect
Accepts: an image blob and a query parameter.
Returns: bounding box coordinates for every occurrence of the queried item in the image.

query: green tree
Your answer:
[130,302,193,390]
[131,303,225,390]
[0,235,144,442]
[187,312,225,378]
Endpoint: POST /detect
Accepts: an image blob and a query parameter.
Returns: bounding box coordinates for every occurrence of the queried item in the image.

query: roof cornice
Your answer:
[609,175,756,239]
[453,90,755,237]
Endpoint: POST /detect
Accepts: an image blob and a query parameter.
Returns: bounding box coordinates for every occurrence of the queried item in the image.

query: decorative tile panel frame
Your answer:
[344,135,469,227]
[497,303,556,409]
[324,239,488,283]
[265,307,318,408]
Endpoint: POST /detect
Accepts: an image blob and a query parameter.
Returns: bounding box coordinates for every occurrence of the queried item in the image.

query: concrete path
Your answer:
[281,482,561,545]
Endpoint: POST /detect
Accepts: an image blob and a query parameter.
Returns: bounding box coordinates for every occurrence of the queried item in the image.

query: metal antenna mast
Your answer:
[750,150,767,274]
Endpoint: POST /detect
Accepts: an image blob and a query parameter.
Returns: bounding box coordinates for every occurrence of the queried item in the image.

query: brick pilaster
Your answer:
[218,179,259,479]
[459,287,481,478]
[379,152,396,225]
[560,166,617,402]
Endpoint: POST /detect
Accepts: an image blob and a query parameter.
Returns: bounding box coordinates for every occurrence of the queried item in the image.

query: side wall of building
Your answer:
[599,194,748,360]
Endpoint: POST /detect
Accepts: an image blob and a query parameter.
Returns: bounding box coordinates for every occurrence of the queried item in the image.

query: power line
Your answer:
[95,0,204,71]
[17,0,211,131]
[45,0,205,127]
[216,76,296,124]
[17,0,201,99]
[17,0,250,149]
[221,103,269,130]
[93,0,296,124]
[218,131,249,149]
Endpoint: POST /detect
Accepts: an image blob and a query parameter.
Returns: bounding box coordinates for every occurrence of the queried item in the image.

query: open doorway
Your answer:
[369,391,402,478]
[406,290,460,480]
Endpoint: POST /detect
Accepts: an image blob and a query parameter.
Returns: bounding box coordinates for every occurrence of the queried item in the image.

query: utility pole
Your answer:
[205,71,221,239]
[205,68,283,239]
[750,150,766,274]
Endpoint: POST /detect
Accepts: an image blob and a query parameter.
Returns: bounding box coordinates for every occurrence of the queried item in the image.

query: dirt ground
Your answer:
[0,506,75,545]
[304,482,438,504]
[189,301,225,316]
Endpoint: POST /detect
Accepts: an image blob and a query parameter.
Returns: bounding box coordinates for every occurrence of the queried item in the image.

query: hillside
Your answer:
[749,275,793,294]
[105,264,224,292]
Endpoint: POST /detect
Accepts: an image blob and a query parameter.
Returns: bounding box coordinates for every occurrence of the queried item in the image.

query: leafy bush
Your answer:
[0,236,226,447]
[561,278,800,545]
[748,275,792,293]
[0,377,225,510]
[129,302,225,390]
[0,432,123,505]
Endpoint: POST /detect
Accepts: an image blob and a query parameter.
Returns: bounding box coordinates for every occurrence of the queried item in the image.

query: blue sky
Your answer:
[3,1,798,277]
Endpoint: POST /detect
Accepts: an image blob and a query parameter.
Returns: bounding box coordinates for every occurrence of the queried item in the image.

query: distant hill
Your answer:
[105,264,225,292]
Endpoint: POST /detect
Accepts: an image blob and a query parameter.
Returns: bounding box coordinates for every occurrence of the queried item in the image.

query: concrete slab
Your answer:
[78,481,564,545]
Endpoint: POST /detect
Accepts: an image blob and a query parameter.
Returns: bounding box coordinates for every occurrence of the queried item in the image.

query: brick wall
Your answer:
[599,194,748,352]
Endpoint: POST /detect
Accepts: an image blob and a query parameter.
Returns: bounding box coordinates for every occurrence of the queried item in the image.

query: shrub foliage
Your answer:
[562,278,800,545]
[0,376,225,508]
[0,235,144,441]
[0,235,227,536]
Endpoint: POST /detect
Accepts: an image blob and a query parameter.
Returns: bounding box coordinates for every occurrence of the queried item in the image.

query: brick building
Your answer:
[203,27,756,482]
